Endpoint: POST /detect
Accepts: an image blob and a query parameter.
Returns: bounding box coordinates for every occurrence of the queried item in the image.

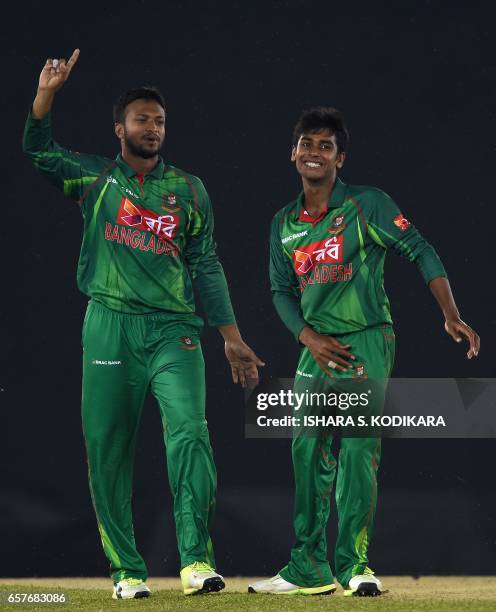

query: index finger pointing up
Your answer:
[67,48,80,69]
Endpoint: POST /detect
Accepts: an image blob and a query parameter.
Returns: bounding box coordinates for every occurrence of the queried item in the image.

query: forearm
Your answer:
[272,290,307,342]
[298,325,318,345]
[218,323,242,342]
[32,89,55,119]
[193,264,236,328]
[428,276,460,320]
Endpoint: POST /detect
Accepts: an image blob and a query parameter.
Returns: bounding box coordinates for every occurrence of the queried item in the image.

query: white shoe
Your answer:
[112,578,151,599]
[248,574,336,595]
[180,561,225,595]
[344,574,383,597]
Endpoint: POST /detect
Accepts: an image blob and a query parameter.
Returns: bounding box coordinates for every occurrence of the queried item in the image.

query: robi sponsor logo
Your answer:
[117,197,180,240]
[104,198,181,257]
[292,236,343,275]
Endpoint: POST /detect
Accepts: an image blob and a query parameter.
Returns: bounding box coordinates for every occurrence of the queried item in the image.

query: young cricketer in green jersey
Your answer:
[249,107,479,597]
[23,49,264,599]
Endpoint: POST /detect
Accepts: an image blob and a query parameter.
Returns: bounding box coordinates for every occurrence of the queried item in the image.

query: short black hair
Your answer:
[113,87,166,123]
[292,107,349,153]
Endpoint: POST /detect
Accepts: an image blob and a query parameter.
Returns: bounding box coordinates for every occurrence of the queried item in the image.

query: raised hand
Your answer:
[38,48,80,93]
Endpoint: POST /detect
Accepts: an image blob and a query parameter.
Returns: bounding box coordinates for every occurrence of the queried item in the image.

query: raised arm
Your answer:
[23,50,107,203]
[32,49,80,119]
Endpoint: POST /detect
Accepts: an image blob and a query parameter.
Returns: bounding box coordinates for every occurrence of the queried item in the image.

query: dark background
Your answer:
[2,0,495,577]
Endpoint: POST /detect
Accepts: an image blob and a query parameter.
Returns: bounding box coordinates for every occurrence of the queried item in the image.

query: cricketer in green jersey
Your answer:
[249,108,480,597]
[23,49,264,600]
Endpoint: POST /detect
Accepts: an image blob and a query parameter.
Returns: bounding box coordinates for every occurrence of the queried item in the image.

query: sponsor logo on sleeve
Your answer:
[393,213,410,231]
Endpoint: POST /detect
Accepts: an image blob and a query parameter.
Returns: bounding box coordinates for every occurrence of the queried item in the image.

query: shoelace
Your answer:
[190,561,214,574]
[124,578,144,586]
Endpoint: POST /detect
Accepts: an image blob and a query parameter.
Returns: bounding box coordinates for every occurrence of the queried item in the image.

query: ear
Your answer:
[290,145,297,162]
[114,122,124,140]
[336,151,346,169]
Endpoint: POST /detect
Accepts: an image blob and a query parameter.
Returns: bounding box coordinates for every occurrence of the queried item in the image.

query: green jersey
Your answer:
[269,177,447,339]
[23,111,235,325]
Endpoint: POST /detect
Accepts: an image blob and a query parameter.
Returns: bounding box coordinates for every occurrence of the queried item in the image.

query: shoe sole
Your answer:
[248,585,336,596]
[112,591,151,600]
[186,576,225,596]
[344,582,382,597]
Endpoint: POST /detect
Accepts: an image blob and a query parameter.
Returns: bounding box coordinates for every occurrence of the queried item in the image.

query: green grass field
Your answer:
[1,577,495,611]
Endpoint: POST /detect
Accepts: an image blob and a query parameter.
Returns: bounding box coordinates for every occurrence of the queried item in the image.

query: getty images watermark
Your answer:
[255,388,443,428]
[245,378,496,438]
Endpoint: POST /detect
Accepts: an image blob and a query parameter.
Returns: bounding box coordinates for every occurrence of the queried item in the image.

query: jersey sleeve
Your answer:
[183,181,236,327]
[367,189,447,284]
[269,213,308,341]
[22,110,99,203]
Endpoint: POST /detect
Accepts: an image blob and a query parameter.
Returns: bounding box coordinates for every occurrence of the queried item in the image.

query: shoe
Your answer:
[343,574,383,596]
[248,574,336,595]
[112,578,151,599]
[180,561,225,595]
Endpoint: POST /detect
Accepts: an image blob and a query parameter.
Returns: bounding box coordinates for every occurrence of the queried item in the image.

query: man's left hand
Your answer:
[444,318,480,359]
[224,339,265,387]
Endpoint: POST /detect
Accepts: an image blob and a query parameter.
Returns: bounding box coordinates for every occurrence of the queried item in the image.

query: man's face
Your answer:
[291,129,345,181]
[115,99,166,159]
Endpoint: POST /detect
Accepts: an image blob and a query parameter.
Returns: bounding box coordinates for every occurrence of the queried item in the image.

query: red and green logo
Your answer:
[161,192,181,213]
[292,236,343,275]
[328,214,346,235]
[353,364,368,380]
[393,213,410,231]
[117,197,180,240]
[180,336,198,350]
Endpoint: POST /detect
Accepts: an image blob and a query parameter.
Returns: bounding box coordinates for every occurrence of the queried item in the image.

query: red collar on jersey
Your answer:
[298,206,328,225]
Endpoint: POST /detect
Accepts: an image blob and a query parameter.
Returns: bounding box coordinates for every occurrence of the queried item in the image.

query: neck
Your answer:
[302,175,337,215]
[121,150,159,176]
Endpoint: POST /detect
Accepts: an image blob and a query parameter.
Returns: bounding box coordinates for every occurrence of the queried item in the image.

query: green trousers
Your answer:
[279,324,395,589]
[81,300,216,582]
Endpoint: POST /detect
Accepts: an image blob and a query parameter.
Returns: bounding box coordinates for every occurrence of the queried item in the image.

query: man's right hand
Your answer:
[32,49,80,119]
[299,326,355,377]
[38,48,80,93]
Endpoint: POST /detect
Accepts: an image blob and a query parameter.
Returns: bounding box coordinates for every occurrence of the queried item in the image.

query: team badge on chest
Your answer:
[328,214,346,235]
[161,192,181,213]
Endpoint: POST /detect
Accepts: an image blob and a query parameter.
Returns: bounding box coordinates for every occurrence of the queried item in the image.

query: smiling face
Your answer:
[115,98,166,159]
[291,129,345,183]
